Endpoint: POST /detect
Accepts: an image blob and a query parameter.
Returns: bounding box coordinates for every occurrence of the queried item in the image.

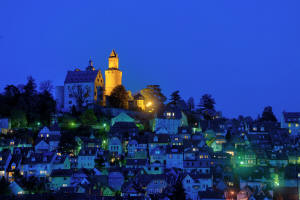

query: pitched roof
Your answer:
[283,112,300,122]
[51,169,73,177]
[64,70,100,84]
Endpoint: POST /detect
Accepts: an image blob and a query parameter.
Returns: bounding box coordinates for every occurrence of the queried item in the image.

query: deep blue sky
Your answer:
[1,0,300,118]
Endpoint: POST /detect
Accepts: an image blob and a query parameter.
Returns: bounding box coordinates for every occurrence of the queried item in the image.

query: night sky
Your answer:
[1,0,300,118]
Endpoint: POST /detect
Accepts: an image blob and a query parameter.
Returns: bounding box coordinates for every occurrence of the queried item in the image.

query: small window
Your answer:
[69,101,72,104]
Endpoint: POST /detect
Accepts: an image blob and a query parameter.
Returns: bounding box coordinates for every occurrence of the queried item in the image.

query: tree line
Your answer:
[0,76,56,128]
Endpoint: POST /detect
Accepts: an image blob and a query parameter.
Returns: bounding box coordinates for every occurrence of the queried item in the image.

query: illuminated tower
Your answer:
[105,50,122,96]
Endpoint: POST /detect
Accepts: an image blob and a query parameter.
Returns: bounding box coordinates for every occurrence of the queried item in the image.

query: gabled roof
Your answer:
[64,70,100,84]
[283,112,300,122]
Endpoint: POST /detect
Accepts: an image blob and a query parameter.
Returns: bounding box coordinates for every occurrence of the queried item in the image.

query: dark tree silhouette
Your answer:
[39,80,54,93]
[140,85,166,112]
[108,85,129,109]
[187,97,195,111]
[0,76,56,127]
[198,94,216,121]
[169,179,186,200]
[261,106,277,122]
[80,109,97,126]
[169,90,181,106]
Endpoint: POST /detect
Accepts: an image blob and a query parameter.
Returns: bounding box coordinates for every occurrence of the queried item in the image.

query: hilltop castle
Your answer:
[55,50,144,112]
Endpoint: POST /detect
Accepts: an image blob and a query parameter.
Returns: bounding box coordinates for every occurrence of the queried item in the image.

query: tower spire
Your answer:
[110,49,117,58]
[108,49,119,69]
[89,56,93,67]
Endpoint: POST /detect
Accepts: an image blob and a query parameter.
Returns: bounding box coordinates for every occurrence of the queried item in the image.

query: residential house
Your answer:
[0,118,11,134]
[49,169,73,191]
[9,181,25,195]
[152,106,188,134]
[0,150,12,177]
[182,172,213,200]
[108,170,124,191]
[281,112,300,135]
[52,155,71,170]
[165,146,184,169]
[111,112,135,126]
[21,152,57,178]
[77,148,97,169]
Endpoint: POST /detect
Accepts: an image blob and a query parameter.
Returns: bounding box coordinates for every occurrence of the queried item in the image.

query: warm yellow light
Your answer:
[146,102,152,107]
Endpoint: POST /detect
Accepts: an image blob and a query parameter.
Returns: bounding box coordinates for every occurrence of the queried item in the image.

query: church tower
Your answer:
[105,50,122,96]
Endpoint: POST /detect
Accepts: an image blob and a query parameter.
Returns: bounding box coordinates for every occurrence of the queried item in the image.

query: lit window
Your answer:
[47,134,49,137]
[41,134,43,137]
[289,129,292,134]
[62,184,67,187]
[296,123,299,127]
[289,123,291,127]
[0,157,2,161]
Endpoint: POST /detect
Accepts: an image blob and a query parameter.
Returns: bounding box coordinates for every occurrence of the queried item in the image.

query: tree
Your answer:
[169,90,181,106]
[95,157,106,170]
[80,109,97,126]
[187,97,195,111]
[37,90,56,126]
[39,80,54,94]
[140,85,166,112]
[24,76,37,96]
[0,177,10,196]
[70,85,91,110]
[4,85,20,97]
[11,109,27,128]
[198,94,216,121]
[261,106,277,122]
[59,130,79,154]
[169,179,186,200]
[108,85,129,109]
[225,128,232,141]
